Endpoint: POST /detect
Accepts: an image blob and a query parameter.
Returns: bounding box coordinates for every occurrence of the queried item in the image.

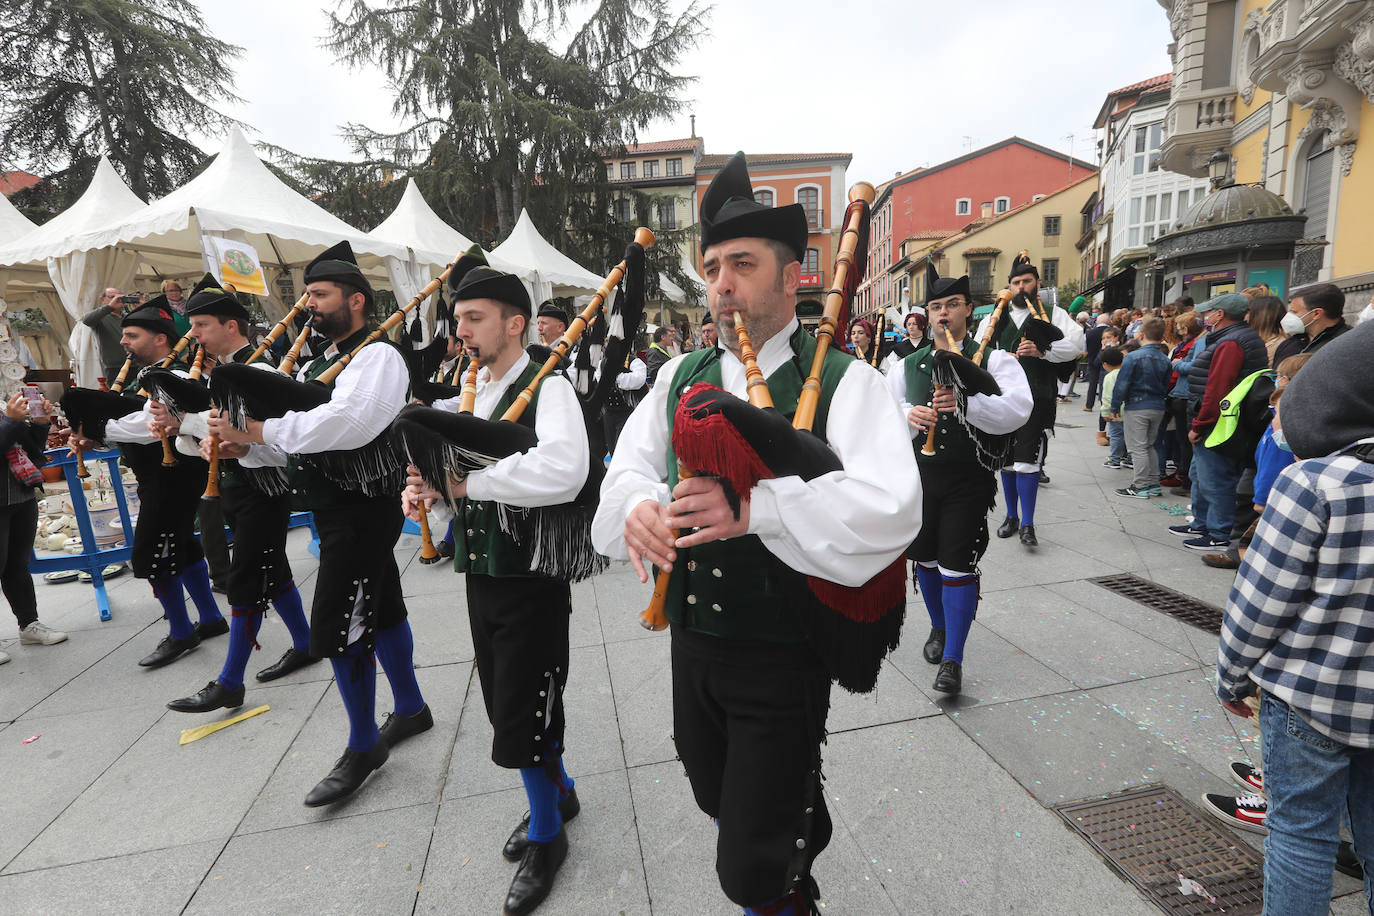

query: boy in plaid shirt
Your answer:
[1216,321,1374,914]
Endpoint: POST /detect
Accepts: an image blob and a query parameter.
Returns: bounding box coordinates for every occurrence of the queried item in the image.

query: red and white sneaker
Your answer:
[1201,792,1268,834]
[1229,761,1263,792]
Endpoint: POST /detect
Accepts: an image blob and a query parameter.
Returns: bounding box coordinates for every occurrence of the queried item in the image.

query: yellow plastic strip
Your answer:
[178,705,270,745]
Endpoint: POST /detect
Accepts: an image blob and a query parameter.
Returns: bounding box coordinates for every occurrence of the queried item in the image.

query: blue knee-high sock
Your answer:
[218,610,261,690]
[914,563,945,630]
[520,765,564,843]
[374,620,425,717]
[941,575,979,664]
[744,893,800,916]
[271,581,311,652]
[180,558,223,625]
[330,643,379,752]
[1015,471,1040,526]
[153,578,193,640]
[1001,471,1019,520]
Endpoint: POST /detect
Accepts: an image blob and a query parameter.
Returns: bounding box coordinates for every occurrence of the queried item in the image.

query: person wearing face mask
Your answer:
[1272,283,1351,367]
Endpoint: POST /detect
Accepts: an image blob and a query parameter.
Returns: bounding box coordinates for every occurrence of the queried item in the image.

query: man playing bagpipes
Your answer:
[397,264,595,916]
[985,253,1085,547]
[62,300,228,669]
[591,153,922,914]
[142,274,317,714]
[207,242,431,808]
[887,266,1031,695]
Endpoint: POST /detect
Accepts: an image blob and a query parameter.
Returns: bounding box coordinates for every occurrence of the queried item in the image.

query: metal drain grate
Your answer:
[1089,574,1225,634]
[1056,786,1264,914]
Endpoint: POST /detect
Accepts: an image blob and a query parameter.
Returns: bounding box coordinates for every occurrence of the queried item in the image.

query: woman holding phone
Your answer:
[0,388,66,665]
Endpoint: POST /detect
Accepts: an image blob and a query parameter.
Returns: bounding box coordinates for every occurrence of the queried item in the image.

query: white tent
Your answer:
[490,209,605,303]
[367,179,536,345]
[0,158,148,375]
[0,131,417,383]
[0,191,35,245]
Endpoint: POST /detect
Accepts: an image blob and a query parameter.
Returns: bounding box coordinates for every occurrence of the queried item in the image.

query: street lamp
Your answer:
[1208,148,1232,190]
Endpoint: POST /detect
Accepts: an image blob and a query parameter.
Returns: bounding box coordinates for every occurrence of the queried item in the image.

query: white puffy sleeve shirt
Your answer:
[592,319,922,587]
[886,347,1034,438]
[430,352,589,508]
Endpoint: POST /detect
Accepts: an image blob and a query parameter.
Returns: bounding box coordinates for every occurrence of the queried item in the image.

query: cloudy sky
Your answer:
[199,0,1174,187]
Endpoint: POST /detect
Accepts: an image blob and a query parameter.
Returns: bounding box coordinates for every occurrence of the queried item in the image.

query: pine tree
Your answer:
[0,0,244,204]
[319,0,707,288]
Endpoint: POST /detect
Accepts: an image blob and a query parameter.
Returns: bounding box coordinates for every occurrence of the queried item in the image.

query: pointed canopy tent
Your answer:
[0,157,150,372]
[490,209,606,304]
[0,190,35,246]
[367,179,536,346]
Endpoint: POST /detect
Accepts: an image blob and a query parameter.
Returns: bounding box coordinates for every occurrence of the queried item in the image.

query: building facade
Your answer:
[1155,0,1374,311]
[855,138,1096,320]
[605,136,705,265]
[1084,74,1213,310]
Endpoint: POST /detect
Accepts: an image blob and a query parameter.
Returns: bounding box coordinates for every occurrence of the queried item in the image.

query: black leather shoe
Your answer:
[922,629,946,665]
[503,788,582,862]
[932,659,962,694]
[503,827,568,916]
[996,517,1020,538]
[1019,525,1038,547]
[303,741,389,807]
[436,538,454,559]
[255,647,320,682]
[193,617,229,640]
[138,632,200,668]
[167,680,246,713]
[379,704,434,748]
[1336,840,1365,880]
[1039,470,1050,485]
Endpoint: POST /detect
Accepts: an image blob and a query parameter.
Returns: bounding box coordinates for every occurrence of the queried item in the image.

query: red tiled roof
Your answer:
[0,171,42,196]
[697,152,852,169]
[619,137,702,154]
[1107,73,1171,96]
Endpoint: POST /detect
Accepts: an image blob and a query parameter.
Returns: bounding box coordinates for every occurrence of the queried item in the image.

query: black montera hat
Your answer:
[1008,250,1038,282]
[451,266,532,316]
[185,272,251,323]
[699,152,809,262]
[304,241,375,309]
[925,261,971,303]
[121,297,177,339]
[537,301,570,325]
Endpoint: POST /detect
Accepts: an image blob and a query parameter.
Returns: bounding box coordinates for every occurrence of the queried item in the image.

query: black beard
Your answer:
[310,309,349,340]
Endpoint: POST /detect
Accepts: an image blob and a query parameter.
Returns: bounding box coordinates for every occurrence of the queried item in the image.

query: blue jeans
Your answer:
[1107,420,1127,462]
[1260,694,1374,916]
[1189,443,1242,541]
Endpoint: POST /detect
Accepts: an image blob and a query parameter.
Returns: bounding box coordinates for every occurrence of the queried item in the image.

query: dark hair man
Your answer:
[1272,282,1351,366]
[644,323,675,387]
[592,153,921,913]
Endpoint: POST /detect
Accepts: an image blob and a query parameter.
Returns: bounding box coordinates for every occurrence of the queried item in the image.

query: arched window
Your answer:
[797,187,821,228]
[754,189,774,208]
[1300,130,1334,240]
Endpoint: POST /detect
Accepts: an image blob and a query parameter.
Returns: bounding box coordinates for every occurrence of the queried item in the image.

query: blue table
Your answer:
[30,447,135,622]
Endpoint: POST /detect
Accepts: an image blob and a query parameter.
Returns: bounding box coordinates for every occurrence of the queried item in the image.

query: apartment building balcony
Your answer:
[1159,86,1236,177]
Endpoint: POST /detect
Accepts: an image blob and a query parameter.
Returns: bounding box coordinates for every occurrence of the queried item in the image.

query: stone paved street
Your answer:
[1,418,1366,914]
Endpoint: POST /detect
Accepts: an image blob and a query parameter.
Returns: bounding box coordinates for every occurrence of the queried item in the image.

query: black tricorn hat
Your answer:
[1008,250,1038,283]
[924,261,971,304]
[451,266,532,316]
[699,312,714,328]
[121,297,177,340]
[699,152,809,262]
[304,240,374,309]
[537,300,570,325]
[442,243,492,299]
[185,272,251,323]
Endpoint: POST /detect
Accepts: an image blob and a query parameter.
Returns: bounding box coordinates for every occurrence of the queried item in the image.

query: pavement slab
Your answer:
[185,804,434,915]
[0,840,223,915]
[891,620,1077,709]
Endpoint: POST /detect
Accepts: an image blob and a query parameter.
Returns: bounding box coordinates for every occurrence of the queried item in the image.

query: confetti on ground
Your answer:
[179,705,270,745]
[22,734,40,744]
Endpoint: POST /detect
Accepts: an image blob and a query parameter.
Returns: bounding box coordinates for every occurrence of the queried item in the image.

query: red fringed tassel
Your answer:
[671,383,774,499]
[805,556,908,623]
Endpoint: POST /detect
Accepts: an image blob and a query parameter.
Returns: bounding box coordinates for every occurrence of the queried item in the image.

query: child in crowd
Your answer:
[1094,327,1123,446]
[1100,348,1129,469]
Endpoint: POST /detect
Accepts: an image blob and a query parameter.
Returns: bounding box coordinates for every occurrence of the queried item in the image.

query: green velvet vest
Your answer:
[902,335,986,465]
[451,358,548,578]
[661,326,851,642]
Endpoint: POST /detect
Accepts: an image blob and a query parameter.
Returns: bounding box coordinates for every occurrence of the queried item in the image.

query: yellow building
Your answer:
[1156,0,1374,309]
[892,174,1097,307]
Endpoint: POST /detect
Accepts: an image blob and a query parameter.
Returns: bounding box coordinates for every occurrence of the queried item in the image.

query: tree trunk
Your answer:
[107,40,147,198]
[494,177,514,241]
[76,33,118,158]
